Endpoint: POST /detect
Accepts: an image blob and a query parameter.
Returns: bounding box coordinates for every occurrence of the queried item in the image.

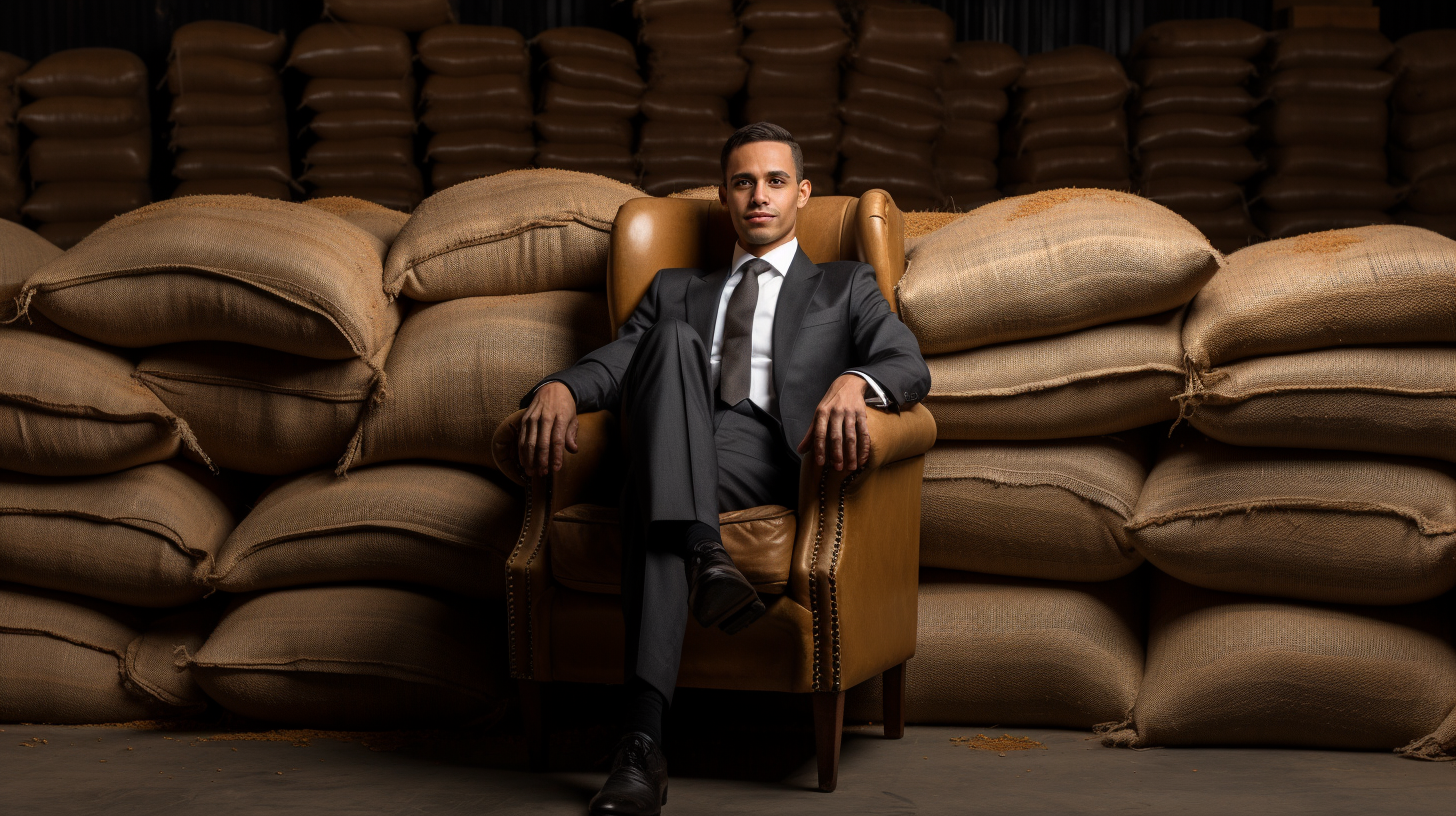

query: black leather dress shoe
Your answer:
[588,732,669,815]
[686,541,765,634]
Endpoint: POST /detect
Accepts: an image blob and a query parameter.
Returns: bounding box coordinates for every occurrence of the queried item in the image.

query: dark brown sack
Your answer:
[1182,206,1258,240]
[1395,108,1456,153]
[1135,114,1257,152]
[17,49,147,98]
[739,0,843,31]
[943,89,1008,122]
[1257,209,1392,240]
[416,24,525,75]
[174,179,291,200]
[287,23,413,79]
[1000,146,1130,184]
[173,150,294,188]
[425,129,536,164]
[1257,175,1401,213]
[851,52,941,88]
[785,121,841,154]
[167,55,279,95]
[646,53,747,95]
[321,0,453,32]
[742,95,836,124]
[840,126,933,168]
[18,96,149,138]
[642,91,728,122]
[842,71,941,117]
[541,82,640,119]
[1005,110,1126,156]
[1261,100,1388,148]
[1406,178,1456,215]
[855,4,954,61]
[839,98,940,142]
[35,221,106,250]
[935,156,997,193]
[171,92,285,126]
[1013,77,1129,122]
[745,62,838,98]
[535,27,638,68]
[836,158,942,204]
[1138,146,1261,182]
[1004,179,1135,198]
[306,136,413,167]
[1019,45,1126,89]
[535,113,634,147]
[0,52,27,86]
[1132,57,1255,89]
[639,13,742,55]
[1270,27,1395,72]
[740,29,851,64]
[311,108,417,139]
[1396,143,1456,184]
[1398,208,1456,238]
[1394,78,1456,116]
[430,161,522,190]
[937,120,999,160]
[302,162,423,193]
[1135,85,1257,118]
[1258,67,1395,102]
[638,119,735,153]
[1131,18,1267,59]
[641,172,721,197]
[21,182,150,223]
[308,186,421,213]
[421,74,529,108]
[171,122,288,153]
[1267,145,1386,181]
[534,143,637,176]
[302,77,415,113]
[29,132,151,183]
[943,41,1024,90]
[545,56,645,97]
[1141,177,1245,213]
[172,20,287,65]
[633,0,733,19]
[1388,30,1456,83]
[422,101,531,133]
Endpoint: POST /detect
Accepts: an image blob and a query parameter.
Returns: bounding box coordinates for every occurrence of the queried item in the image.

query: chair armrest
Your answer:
[789,403,936,692]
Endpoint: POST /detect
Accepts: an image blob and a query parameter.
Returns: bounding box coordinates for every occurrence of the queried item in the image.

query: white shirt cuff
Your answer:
[846,370,891,408]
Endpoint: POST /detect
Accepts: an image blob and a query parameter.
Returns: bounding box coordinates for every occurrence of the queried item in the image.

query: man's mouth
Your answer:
[745,212,776,225]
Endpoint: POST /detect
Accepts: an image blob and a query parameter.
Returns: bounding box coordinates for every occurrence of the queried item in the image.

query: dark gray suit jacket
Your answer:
[534,246,932,460]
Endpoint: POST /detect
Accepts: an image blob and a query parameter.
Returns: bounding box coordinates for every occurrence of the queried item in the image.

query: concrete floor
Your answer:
[4,687,1455,815]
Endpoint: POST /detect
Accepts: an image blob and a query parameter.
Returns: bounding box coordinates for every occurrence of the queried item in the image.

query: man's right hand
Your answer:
[518,381,579,477]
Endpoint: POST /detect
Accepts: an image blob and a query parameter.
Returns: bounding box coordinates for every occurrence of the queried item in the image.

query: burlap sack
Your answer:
[301,163,424,193]
[35,221,106,251]
[1018,45,1125,89]
[1129,434,1456,605]
[1135,114,1257,152]
[188,585,509,729]
[1132,57,1254,88]
[1269,27,1394,72]
[307,186,421,213]
[350,291,611,471]
[543,83,640,119]
[1259,67,1395,103]
[0,584,216,723]
[638,14,742,55]
[999,146,1129,184]
[18,195,399,361]
[1394,108,1456,153]
[924,310,1184,438]
[1396,143,1456,184]
[173,179,291,201]
[747,62,838,99]
[383,169,647,301]
[535,113,634,148]
[287,23,413,79]
[920,437,1147,581]
[213,462,520,598]
[172,21,287,65]
[645,53,747,96]
[302,77,415,112]
[304,195,409,246]
[942,41,1023,89]
[1408,180,1456,215]
[170,92,284,127]
[422,101,532,134]
[172,122,289,153]
[847,573,1143,727]
[854,4,953,61]
[173,150,294,188]
[17,49,147,98]
[1135,86,1256,118]
[738,0,842,31]
[431,161,521,190]
[1388,30,1456,83]
[943,89,1008,123]
[1257,210,1393,241]
[307,135,415,167]
[938,120,999,158]
[167,55,279,95]
[1131,18,1266,59]
[1013,77,1127,123]
[1394,77,1456,116]
[0,220,61,322]
[422,73,528,108]
[18,96,149,138]
[22,181,150,223]
[1138,146,1260,182]
[531,144,637,180]
[645,90,729,122]
[850,50,940,90]
[545,56,645,97]
[899,190,1218,355]
[740,29,851,64]
[0,463,233,606]
[417,25,526,76]
[323,0,453,32]
[1398,209,1456,238]
[535,27,638,68]
[1182,225,1456,371]
[843,71,941,116]
[1259,100,1388,149]
[310,109,417,139]
[29,132,151,183]
[1005,110,1126,156]
[1100,576,1456,756]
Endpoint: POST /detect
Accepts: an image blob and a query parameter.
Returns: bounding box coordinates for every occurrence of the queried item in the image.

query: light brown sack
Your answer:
[29,132,151,183]
[942,41,1023,90]
[421,101,532,134]
[213,462,520,598]
[1013,77,1128,122]
[1130,435,1456,605]
[924,310,1184,437]
[417,25,526,76]
[21,181,150,223]
[1135,85,1256,118]
[287,23,413,79]
[1266,145,1386,181]
[0,585,216,723]
[0,328,202,476]
[351,292,611,471]
[535,27,638,68]
[1019,45,1126,89]
[1138,146,1260,182]
[1100,576,1456,756]
[919,438,1147,581]
[421,73,529,108]
[173,179,292,200]
[306,136,414,167]
[170,92,285,126]
[188,585,509,729]
[542,82,640,119]
[1131,57,1254,88]
[167,54,279,95]
[1257,210,1392,240]
[302,77,415,112]
[0,221,61,322]
[847,573,1144,727]
[173,150,295,188]
[18,96,149,138]
[430,161,522,190]
[1135,114,1256,152]
[384,169,647,301]
[17,49,147,98]
[17,195,398,361]
[1269,27,1394,72]
[172,21,287,65]
[854,4,953,61]
[0,464,233,606]
[307,186,421,213]
[304,195,409,246]
[322,0,453,32]
[34,221,106,250]
[1182,225,1456,371]
[1258,67,1395,102]
[1131,18,1266,59]
[171,122,289,153]
[1140,177,1244,213]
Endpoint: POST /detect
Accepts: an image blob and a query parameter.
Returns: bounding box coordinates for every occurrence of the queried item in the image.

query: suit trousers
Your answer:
[618,319,799,703]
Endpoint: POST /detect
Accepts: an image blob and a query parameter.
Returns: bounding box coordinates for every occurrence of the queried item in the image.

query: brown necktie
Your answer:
[719,258,771,406]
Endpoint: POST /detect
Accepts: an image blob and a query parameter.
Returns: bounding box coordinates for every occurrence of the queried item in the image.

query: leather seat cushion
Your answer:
[549,503,796,595]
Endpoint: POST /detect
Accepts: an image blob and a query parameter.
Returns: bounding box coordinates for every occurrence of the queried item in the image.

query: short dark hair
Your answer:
[720,122,804,183]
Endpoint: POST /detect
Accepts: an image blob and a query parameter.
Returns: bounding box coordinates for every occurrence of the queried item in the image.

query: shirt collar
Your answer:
[730,238,799,279]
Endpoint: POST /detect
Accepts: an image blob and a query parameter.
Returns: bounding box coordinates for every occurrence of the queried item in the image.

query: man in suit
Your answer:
[517,122,930,816]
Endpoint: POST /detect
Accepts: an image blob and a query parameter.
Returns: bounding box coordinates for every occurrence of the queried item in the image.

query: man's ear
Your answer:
[718,184,727,205]
[798,178,812,208]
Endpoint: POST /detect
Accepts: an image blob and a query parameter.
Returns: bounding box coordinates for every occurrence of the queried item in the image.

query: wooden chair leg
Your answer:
[518,679,548,771]
[882,662,906,740]
[812,690,845,793]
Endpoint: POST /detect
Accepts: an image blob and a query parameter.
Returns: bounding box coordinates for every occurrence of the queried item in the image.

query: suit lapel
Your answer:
[686,266,730,347]
[771,247,823,403]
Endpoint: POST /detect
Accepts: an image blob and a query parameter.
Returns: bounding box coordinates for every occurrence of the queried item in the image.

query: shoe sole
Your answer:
[718,598,766,635]
[690,569,762,630]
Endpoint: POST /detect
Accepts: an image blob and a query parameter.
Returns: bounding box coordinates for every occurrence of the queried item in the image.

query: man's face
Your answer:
[719,140,812,252]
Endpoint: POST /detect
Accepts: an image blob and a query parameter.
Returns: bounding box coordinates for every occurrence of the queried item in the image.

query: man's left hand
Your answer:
[798,374,872,472]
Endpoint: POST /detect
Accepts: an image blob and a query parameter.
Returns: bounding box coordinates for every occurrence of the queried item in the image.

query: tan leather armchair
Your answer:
[492,191,935,792]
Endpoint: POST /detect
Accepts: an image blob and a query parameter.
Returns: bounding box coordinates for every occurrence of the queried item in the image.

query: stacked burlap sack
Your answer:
[1097,225,1456,757]
[15,49,151,248]
[1129,19,1267,253]
[0,53,27,222]
[737,0,850,194]
[1001,45,1131,197]
[635,0,744,194]
[836,1,954,210]
[1388,31,1456,239]
[847,190,1223,727]
[166,21,294,202]
[419,25,533,191]
[936,42,1023,210]
[289,23,423,211]
[532,27,641,186]
[1251,27,1399,239]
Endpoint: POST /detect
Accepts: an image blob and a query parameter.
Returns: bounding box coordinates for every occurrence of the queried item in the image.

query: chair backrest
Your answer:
[605,190,906,335]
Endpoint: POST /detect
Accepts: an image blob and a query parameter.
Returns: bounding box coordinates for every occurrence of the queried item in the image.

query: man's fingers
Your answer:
[856,411,870,470]
[828,409,845,471]
[550,415,569,472]
[797,425,813,454]
[814,410,829,465]
[519,415,538,474]
[534,417,554,476]
[842,413,857,473]
[565,416,580,454]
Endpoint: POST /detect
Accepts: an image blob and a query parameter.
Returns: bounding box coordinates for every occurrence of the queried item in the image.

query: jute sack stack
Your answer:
[634,0,741,193]
[1000,46,1132,196]
[1129,19,1267,253]
[531,28,642,185]
[1100,575,1456,757]
[212,462,520,599]
[322,0,454,31]
[166,21,295,202]
[936,42,1023,210]
[1388,31,1456,239]
[836,1,954,210]
[847,571,1144,727]
[418,25,533,190]
[1252,28,1399,239]
[0,52,27,222]
[1129,434,1456,605]
[289,23,423,211]
[0,219,62,323]
[0,584,218,723]
[187,585,510,729]
[16,48,152,247]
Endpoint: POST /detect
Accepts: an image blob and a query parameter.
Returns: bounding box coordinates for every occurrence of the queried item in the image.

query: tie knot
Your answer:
[739,258,773,279]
